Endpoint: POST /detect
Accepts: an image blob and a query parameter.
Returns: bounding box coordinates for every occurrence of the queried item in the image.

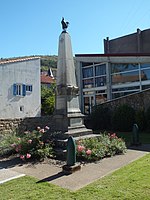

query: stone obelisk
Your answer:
[55,18,91,137]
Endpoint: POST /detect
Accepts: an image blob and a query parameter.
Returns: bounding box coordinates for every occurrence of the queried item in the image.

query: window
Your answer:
[82,67,93,78]
[95,76,106,87]
[26,85,32,92]
[111,63,138,73]
[96,94,107,104]
[82,62,93,67]
[141,69,150,81]
[112,86,140,92]
[95,64,106,76]
[112,71,140,84]
[20,106,24,112]
[83,78,94,88]
[140,63,150,69]
[13,84,32,96]
[16,84,22,96]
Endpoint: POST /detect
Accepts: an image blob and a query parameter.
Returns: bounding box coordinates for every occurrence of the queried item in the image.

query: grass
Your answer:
[0,153,150,200]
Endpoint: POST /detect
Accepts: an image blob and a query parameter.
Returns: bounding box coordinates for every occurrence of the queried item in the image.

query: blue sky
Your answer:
[1,0,150,58]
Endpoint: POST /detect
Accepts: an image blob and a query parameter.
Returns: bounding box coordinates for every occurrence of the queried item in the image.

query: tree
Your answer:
[41,84,56,115]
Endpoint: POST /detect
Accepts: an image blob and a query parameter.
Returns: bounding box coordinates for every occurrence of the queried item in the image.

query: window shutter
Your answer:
[13,84,17,96]
[22,84,26,96]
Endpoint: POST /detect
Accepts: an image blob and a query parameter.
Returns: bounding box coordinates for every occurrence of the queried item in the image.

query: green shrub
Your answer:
[42,96,55,115]
[145,106,150,131]
[112,104,135,131]
[41,84,55,115]
[10,127,53,161]
[135,109,146,131]
[76,132,127,161]
[0,131,19,156]
[89,106,112,131]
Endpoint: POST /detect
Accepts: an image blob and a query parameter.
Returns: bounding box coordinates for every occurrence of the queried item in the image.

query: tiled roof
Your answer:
[41,74,55,84]
[0,57,40,65]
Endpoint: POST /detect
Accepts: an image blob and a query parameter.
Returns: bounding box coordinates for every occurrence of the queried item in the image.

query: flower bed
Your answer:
[10,126,53,161]
[76,132,127,161]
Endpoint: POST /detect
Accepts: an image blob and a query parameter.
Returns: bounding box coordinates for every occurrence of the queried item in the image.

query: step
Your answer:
[64,127,93,138]
[54,134,100,159]
[54,133,100,149]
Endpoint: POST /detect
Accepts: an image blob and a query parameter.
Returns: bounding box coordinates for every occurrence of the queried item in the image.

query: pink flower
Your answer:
[15,144,21,152]
[20,155,25,160]
[39,129,45,133]
[11,143,16,148]
[77,140,81,145]
[86,149,92,155]
[26,153,31,159]
[77,145,85,152]
[39,141,44,145]
[17,137,21,140]
[28,139,32,144]
[110,133,118,139]
[37,126,41,130]
[45,126,50,130]
[24,131,29,134]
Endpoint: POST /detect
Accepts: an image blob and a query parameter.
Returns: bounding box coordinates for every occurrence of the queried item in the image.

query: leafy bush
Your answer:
[89,106,112,131]
[145,106,150,131]
[135,109,146,131]
[112,104,135,131]
[10,126,53,161]
[0,131,19,156]
[76,132,127,161]
[41,84,55,115]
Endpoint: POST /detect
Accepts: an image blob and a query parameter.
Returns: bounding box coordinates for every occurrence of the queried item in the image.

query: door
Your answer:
[84,95,94,114]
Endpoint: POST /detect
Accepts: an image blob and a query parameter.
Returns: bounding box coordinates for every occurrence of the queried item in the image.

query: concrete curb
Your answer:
[0,168,25,184]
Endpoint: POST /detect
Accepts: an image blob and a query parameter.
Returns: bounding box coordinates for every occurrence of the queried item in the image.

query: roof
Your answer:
[0,57,40,65]
[75,53,150,57]
[41,74,55,84]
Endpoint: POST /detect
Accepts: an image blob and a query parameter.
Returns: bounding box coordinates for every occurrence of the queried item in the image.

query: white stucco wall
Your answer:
[0,58,41,119]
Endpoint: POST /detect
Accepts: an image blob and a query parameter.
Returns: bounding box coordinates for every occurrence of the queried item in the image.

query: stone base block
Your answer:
[62,163,81,174]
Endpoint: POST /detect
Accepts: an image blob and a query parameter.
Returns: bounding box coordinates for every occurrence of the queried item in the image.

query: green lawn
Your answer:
[0,153,150,200]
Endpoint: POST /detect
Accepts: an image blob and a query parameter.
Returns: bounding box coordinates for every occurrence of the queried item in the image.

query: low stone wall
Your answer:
[0,116,55,134]
[100,88,150,112]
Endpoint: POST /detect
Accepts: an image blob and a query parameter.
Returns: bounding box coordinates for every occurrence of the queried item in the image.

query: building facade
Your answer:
[0,57,41,119]
[104,28,150,54]
[75,54,150,114]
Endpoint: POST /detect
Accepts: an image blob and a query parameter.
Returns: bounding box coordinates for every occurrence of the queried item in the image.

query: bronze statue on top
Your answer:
[61,17,69,32]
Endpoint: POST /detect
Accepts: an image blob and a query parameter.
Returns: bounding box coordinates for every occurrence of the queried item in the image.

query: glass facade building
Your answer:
[75,54,150,114]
